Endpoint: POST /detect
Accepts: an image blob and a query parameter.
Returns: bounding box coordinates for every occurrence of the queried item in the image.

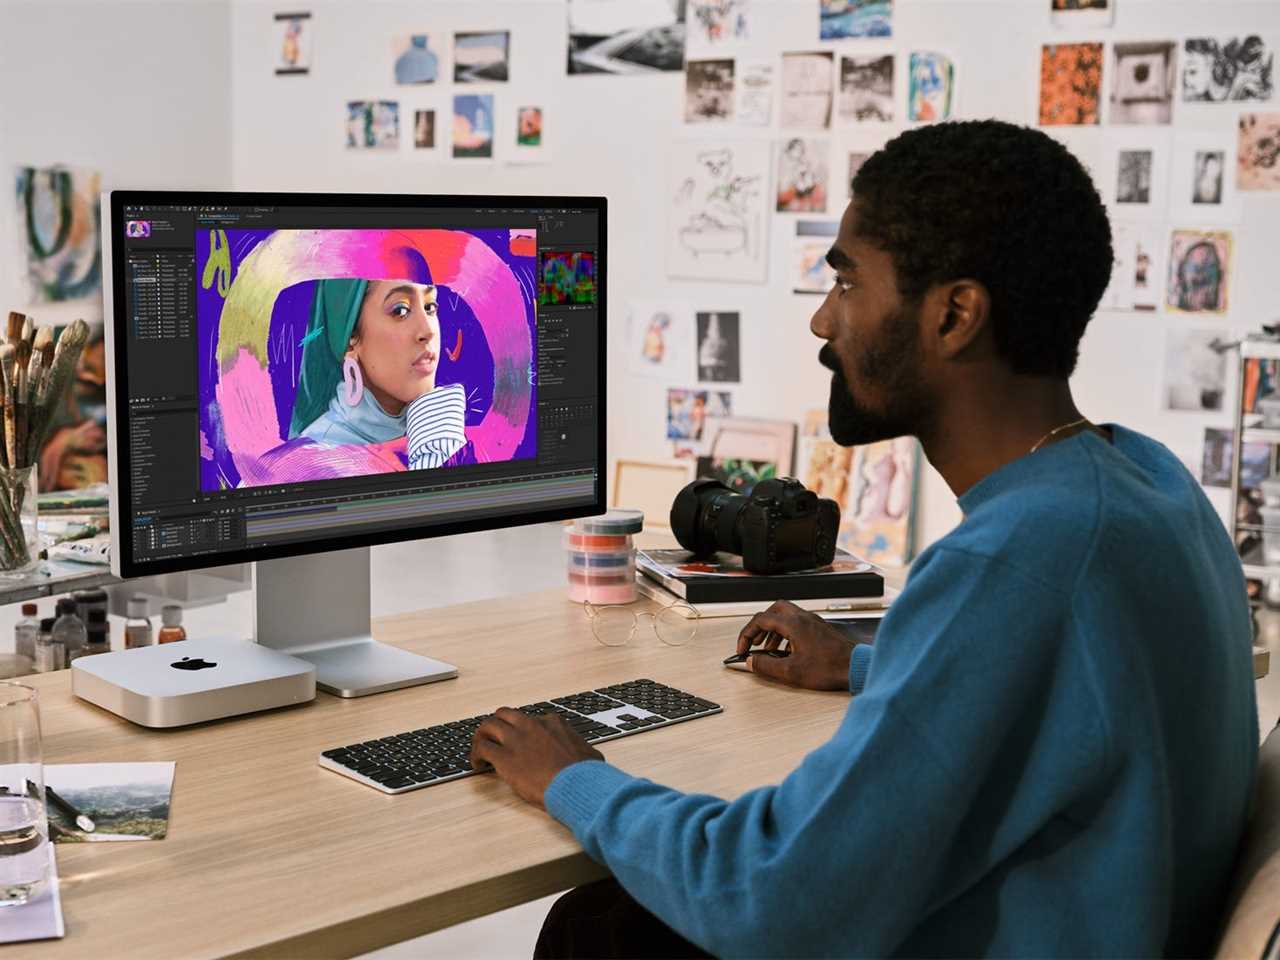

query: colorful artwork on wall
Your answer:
[1039,43,1102,125]
[14,166,102,306]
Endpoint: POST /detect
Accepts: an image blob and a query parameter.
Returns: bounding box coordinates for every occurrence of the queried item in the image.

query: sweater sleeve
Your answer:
[544,545,1105,958]
[405,383,467,471]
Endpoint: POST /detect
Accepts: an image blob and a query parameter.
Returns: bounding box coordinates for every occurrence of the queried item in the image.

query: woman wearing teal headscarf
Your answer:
[290,277,467,471]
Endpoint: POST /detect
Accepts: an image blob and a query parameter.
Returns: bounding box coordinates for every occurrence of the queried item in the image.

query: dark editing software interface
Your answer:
[118,200,601,565]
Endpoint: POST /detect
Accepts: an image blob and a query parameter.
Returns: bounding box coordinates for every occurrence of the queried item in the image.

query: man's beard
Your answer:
[820,310,924,448]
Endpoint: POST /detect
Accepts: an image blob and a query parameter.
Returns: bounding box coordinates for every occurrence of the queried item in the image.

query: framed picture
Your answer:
[702,416,797,476]
[612,458,697,528]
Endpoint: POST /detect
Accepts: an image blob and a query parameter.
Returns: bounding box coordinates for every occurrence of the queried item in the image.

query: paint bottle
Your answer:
[34,618,63,673]
[53,598,87,663]
[158,605,186,644]
[14,603,39,664]
[125,596,153,649]
[81,609,111,658]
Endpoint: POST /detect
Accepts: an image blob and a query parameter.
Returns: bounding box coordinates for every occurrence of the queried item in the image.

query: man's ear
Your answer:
[931,281,990,361]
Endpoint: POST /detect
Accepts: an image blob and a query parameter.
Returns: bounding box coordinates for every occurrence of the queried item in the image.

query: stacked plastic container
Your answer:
[565,509,644,604]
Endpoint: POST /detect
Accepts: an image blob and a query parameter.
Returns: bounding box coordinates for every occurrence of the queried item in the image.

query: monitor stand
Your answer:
[254,546,457,698]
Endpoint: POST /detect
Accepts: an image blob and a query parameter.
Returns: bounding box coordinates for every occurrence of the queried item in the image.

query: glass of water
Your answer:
[0,683,47,906]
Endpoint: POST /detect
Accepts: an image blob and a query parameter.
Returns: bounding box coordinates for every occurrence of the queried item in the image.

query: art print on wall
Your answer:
[736,61,775,125]
[393,34,439,84]
[194,227,537,491]
[845,148,874,201]
[1183,37,1274,103]
[1202,428,1269,489]
[1050,0,1113,28]
[1039,43,1102,125]
[666,140,770,284]
[626,301,694,381]
[1166,229,1231,314]
[1116,150,1153,203]
[346,101,399,150]
[1101,222,1163,312]
[781,51,834,129]
[1163,328,1228,411]
[14,166,102,306]
[274,12,312,76]
[686,58,735,122]
[1237,113,1280,191]
[839,437,919,567]
[454,31,509,83]
[666,389,732,441]
[839,55,894,123]
[567,0,686,75]
[908,51,954,123]
[800,409,854,518]
[792,220,839,294]
[696,311,741,382]
[689,0,750,48]
[413,110,436,149]
[776,138,829,213]
[452,94,494,158]
[820,0,891,40]
[1110,42,1176,125]
[517,107,543,146]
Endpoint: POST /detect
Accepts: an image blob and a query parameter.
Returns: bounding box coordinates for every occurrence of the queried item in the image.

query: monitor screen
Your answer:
[104,192,605,579]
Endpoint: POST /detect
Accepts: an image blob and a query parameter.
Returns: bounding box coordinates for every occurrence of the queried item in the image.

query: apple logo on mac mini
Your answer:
[171,657,217,671]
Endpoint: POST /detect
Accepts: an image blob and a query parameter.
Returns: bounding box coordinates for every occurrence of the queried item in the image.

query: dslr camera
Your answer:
[670,477,840,575]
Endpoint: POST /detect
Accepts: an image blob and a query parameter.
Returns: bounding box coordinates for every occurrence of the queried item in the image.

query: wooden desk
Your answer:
[24,588,850,959]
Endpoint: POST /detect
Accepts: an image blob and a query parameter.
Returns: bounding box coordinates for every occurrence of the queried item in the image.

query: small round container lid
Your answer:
[567,551,635,568]
[127,596,150,618]
[574,509,644,535]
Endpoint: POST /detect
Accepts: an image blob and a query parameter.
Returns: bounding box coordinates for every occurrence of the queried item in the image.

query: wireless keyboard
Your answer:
[317,678,722,794]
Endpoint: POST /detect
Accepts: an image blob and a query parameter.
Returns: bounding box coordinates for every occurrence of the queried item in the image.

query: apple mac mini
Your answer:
[71,638,317,728]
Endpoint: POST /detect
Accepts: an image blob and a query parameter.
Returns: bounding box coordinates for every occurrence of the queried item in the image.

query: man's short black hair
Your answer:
[851,120,1113,379]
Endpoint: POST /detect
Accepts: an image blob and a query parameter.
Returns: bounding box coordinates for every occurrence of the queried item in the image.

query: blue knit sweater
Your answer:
[546,426,1258,957]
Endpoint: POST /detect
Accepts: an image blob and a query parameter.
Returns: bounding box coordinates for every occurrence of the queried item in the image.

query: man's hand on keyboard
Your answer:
[736,599,857,691]
[471,708,605,808]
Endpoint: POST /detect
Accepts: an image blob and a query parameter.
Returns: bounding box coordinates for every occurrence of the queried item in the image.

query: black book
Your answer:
[636,548,883,604]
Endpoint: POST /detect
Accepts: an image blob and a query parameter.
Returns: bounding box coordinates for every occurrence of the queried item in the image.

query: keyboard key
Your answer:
[382,778,414,789]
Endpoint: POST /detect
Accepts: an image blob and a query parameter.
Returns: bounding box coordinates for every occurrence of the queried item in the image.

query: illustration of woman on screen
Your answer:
[197,227,536,491]
[290,278,468,471]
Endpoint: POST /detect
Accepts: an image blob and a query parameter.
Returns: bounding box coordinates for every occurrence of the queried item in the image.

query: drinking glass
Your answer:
[0,683,47,906]
[584,598,699,648]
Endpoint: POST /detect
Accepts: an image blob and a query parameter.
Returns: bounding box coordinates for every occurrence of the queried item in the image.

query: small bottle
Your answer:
[124,596,153,649]
[157,605,186,644]
[34,618,64,673]
[53,598,88,663]
[81,609,111,657]
[14,603,39,663]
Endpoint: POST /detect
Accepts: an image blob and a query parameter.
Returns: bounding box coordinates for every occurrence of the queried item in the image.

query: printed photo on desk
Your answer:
[44,762,176,843]
[196,227,537,490]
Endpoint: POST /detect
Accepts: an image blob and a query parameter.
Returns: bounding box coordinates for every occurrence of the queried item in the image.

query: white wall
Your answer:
[0,0,234,327]
[228,0,1280,558]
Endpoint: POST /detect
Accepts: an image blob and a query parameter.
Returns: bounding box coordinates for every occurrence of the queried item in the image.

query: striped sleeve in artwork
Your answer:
[406,383,467,471]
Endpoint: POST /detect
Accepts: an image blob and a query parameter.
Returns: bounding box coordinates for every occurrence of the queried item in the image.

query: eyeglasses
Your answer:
[583,599,699,648]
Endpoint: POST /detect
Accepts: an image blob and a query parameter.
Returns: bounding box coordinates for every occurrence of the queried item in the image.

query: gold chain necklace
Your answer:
[1029,417,1091,454]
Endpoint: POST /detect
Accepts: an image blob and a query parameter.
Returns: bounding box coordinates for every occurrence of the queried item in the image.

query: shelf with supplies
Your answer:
[1230,337,1280,586]
[0,561,116,606]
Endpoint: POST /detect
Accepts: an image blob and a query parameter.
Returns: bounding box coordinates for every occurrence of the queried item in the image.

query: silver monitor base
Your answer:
[254,547,457,698]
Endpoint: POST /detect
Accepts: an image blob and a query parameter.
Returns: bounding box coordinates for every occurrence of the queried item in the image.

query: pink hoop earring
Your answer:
[342,356,364,407]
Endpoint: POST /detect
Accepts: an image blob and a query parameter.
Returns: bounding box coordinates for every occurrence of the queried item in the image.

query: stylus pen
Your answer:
[28,779,95,833]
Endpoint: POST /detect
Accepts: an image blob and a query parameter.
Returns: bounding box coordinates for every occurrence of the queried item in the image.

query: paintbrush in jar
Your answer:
[6,312,23,349]
[0,345,16,471]
[28,319,89,466]
[13,339,30,470]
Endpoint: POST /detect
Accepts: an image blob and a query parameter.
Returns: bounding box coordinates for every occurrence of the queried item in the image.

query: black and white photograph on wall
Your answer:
[1201,428,1270,488]
[413,110,436,149]
[686,58,735,122]
[838,55,894,123]
[1163,328,1228,411]
[1116,149,1153,203]
[273,11,313,76]
[1050,0,1113,28]
[696,311,741,382]
[1110,42,1177,125]
[567,0,686,75]
[454,31,509,82]
[1183,36,1274,102]
[781,51,834,128]
[1192,150,1225,204]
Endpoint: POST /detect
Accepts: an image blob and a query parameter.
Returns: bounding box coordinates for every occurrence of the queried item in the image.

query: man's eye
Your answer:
[835,278,856,294]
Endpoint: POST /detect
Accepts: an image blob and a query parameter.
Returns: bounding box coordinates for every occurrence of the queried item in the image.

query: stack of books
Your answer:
[635,547,896,619]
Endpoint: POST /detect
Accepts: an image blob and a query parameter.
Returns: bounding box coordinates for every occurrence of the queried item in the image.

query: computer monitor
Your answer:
[102,192,606,697]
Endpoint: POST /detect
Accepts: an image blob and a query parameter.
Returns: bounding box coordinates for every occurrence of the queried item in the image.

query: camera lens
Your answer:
[670,478,748,556]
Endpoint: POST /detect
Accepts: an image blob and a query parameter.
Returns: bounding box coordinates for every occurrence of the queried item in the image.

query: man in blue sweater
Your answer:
[471,120,1259,957]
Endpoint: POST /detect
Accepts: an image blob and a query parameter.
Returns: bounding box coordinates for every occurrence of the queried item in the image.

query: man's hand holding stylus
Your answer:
[736,600,859,691]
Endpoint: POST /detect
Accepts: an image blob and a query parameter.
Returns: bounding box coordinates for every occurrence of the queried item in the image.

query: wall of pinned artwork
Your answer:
[3,0,1279,560]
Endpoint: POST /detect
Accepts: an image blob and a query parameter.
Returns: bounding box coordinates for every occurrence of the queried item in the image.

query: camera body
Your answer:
[670,476,840,575]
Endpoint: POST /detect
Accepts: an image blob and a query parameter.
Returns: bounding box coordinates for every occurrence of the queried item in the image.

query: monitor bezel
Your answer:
[105,190,607,580]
